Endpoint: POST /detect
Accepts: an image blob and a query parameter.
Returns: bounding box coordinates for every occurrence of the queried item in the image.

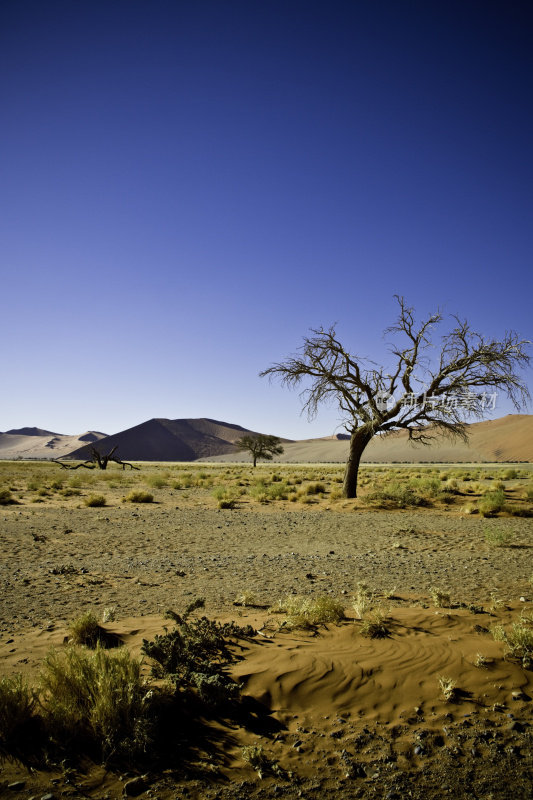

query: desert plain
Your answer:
[1,459,532,800]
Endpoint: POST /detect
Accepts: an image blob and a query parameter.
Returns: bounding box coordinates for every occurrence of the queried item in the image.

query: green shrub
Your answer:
[84,494,107,507]
[124,490,154,503]
[477,489,505,517]
[141,599,254,707]
[502,468,518,480]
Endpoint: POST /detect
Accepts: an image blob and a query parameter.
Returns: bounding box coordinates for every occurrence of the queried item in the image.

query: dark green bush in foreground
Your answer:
[141,598,255,707]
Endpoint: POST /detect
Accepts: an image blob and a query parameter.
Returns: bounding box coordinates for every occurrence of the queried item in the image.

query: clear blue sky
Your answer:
[1,0,532,439]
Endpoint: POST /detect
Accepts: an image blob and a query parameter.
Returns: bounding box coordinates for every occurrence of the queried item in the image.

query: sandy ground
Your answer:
[0,464,532,799]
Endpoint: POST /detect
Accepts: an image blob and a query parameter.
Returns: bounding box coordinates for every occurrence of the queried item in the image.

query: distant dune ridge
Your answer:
[63,417,290,462]
[0,414,531,462]
[202,414,533,464]
[0,429,108,460]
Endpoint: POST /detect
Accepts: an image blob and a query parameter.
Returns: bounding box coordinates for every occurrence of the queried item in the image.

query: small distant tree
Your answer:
[261,296,530,498]
[235,434,284,467]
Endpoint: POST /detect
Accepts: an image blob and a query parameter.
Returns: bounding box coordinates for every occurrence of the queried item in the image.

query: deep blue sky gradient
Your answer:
[1,0,532,438]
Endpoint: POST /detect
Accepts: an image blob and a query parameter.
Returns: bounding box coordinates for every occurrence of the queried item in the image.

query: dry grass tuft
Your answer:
[270,595,345,630]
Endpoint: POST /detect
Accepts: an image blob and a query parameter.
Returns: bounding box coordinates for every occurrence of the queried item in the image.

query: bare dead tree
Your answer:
[260,296,531,498]
[54,446,139,471]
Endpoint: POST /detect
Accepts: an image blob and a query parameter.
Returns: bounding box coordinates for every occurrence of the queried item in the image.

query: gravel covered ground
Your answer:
[1,503,531,632]
[0,463,532,799]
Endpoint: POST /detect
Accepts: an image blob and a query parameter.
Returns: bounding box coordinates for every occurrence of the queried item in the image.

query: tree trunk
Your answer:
[342,426,374,498]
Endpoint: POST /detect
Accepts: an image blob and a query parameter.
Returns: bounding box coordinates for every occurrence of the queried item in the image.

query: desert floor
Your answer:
[0,461,532,799]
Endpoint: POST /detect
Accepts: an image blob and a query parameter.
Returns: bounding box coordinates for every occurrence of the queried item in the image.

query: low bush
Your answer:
[492,618,533,667]
[84,494,107,507]
[305,481,326,495]
[61,487,81,497]
[409,477,441,497]
[477,489,505,517]
[430,586,451,608]
[123,490,154,503]
[146,475,167,489]
[359,609,389,639]
[141,599,254,707]
[441,478,460,494]
[212,487,239,509]
[362,482,430,509]
[0,488,18,505]
[507,505,533,517]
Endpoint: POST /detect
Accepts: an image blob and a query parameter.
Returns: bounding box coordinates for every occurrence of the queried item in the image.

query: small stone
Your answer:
[8,782,26,790]
[40,794,54,800]
[519,596,527,602]
[511,691,524,701]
